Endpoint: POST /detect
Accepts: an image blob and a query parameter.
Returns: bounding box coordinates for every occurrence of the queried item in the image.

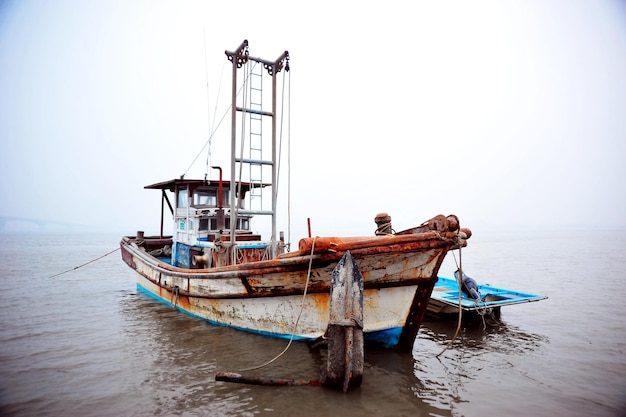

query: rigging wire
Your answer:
[275,63,286,191]
[287,68,292,249]
[203,26,211,177]
[239,236,317,372]
[181,59,235,179]
[275,62,290,250]
[436,239,464,358]
[204,43,227,179]
[48,247,120,278]
[182,98,229,178]
[212,59,226,139]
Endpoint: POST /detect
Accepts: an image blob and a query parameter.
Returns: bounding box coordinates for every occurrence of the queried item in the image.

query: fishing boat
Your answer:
[427,273,547,323]
[119,40,472,350]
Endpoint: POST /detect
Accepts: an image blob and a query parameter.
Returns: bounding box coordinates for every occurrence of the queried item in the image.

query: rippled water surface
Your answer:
[1,230,625,416]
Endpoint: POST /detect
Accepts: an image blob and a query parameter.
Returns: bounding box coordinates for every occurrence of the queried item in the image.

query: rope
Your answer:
[48,247,120,278]
[374,222,395,235]
[182,58,238,179]
[203,26,212,176]
[287,69,291,249]
[239,236,318,371]
[475,301,488,330]
[275,67,290,253]
[183,102,229,178]
[275,62,286,191]
[450,250,490,330]
[436,236,463,358]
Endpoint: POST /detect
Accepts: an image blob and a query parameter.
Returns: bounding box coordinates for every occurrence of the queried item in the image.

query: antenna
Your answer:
[203,26,211,178]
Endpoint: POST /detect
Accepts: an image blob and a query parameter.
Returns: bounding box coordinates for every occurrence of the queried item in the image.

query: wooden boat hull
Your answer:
[135,276,424,347]
[121,227,466,348]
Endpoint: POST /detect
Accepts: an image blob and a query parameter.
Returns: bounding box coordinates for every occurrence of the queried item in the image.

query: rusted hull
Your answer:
[136,274,422,346]
[120,231,460,348]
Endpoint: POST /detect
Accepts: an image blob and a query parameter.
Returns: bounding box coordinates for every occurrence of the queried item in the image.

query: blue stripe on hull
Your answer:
[136,284,309,341]
[364,328,402,348]
[136,283,403,348]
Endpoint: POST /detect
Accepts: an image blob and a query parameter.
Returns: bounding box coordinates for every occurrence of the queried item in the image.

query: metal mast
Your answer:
[225,40,289,257]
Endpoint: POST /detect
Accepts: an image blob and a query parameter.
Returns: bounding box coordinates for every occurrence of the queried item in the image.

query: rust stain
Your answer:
[309,292,330,317]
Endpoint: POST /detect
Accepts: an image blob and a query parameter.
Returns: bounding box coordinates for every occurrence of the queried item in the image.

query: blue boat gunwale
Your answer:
[431,276,548,311]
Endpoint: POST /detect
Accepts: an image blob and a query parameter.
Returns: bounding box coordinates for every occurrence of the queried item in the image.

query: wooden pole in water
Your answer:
[321,250,364,392]
[215,371,320,386]
[214,251,365,392]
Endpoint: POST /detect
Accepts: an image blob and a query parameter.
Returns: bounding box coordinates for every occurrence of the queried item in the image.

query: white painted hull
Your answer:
[137,272,418,342]
[122,238,454,347]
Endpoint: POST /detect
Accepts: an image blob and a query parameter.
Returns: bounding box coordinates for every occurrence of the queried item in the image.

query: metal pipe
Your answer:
[211,166,223,208]
[225,40,248,243]
[160,190,165,238]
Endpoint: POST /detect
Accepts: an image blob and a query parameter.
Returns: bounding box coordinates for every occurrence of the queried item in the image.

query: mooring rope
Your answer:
[48,247,120,278]
[450,249,489,331]
[436,236,464,358]
[239,237,318,372]
[374,222,395,235]
[475,301,488,330]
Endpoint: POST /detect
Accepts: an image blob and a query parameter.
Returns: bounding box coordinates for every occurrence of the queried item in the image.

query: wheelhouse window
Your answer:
[191,187,232,207]
[177,187,188,209]
[209,217,249,231]
[194,189,217,206]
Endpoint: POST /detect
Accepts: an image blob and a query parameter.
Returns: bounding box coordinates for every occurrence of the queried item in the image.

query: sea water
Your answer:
[0,230,624,416]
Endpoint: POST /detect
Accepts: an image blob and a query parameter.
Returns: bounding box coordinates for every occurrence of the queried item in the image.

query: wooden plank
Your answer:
[321,251,364,392]
[215,371,320,386]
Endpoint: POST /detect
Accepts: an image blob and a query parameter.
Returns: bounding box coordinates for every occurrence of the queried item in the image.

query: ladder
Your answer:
[225,40,289,256]
[247,63,264,209]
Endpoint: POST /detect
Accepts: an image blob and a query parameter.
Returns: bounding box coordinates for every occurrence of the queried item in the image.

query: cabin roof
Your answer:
[144,179,269,192]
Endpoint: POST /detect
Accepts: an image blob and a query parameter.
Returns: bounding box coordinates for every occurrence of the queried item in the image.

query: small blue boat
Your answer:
[428,273,547,321]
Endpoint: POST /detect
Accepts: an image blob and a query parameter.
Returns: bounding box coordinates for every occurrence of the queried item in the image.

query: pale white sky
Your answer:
[1,0,625,238]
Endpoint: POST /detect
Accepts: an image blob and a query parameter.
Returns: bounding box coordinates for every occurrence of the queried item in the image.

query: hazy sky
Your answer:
[1,0,625,238]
